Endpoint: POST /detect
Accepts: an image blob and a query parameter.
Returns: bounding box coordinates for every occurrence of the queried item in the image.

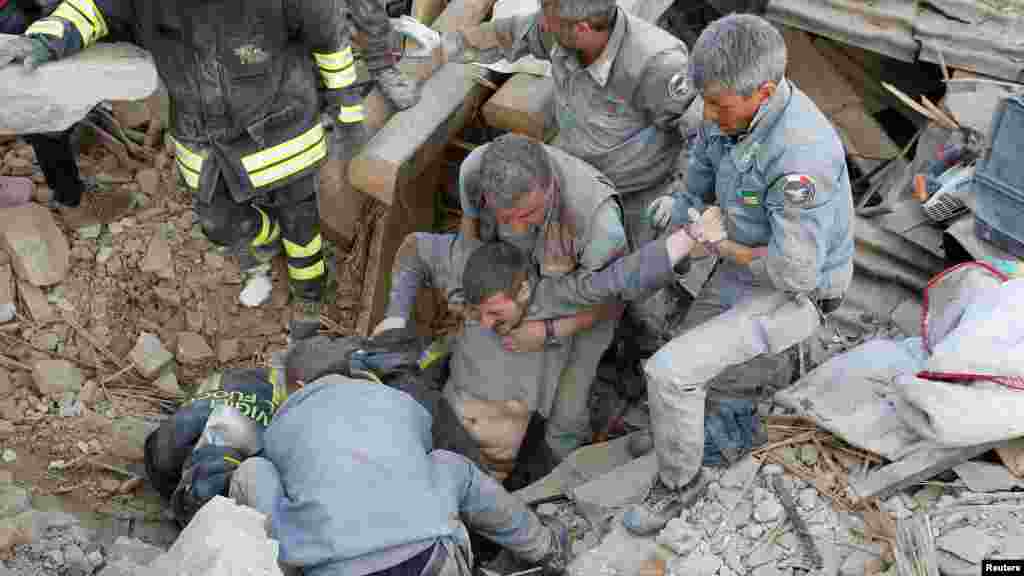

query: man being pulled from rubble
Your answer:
[0,0,374,340]
[227,337,571,576]
[385,133,628,462]
[372,203,725,483]
[624,14,855,535]
[393,0,700,348]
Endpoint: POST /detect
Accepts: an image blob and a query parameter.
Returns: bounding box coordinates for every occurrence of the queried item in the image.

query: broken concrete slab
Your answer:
[656,518,702,556]
[937,525,1000,565]
[567,521,660,576]
[176,332,213,364]
[953,461,1024,492]
[31,360,83,397]
[108,536,163,566]
[0,203,70,287]
[140,232,173,279]
[515,434,635,504]
[0,41,159,135]
[129,333,173,379]
[570,452,657,521]
[145,495,282,576]
[851,440,1005,501]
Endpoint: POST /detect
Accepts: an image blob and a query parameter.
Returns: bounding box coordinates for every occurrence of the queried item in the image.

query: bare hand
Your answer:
[501,320,546,353]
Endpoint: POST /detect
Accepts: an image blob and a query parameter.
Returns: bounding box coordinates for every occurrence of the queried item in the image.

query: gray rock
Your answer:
[797,488,818,510]
[954,461,1024,493]
[571,452,658,520]
[936,550,977,576]
[745,524,765,539]
[656,518,701,556]
[839,549,876,576]
[720,455,759,489]
[0,204,69,287]
[97,559,146,576]
[108,536,164,566]
[32,359,83,396]
[746,544,778,569]
[936,526,999,564]
[0,41,159,134]
[64,544,88,570]
[176,331,214,364]
[754,500,783,523]
[752,564,782,576]
[671,554,722,576]
[0,484,30,519]
[87,549,104,568]
[762,464,784,476]
[46,549,65,566]
[130,333,173,379]
[536,503,559,517]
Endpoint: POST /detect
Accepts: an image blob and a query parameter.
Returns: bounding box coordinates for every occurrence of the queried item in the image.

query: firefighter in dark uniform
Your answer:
[0,0,367,340]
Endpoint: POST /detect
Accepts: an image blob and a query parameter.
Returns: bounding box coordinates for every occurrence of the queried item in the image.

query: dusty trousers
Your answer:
[195,173,325,301]
[644,262,820,488]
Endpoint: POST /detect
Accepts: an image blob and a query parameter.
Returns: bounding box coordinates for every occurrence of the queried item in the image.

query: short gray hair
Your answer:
[689,14,787,97]
[544,0,616,29]
[478,134,554,209]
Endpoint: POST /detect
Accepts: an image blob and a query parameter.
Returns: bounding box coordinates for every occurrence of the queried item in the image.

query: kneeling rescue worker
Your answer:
[0,0,370,340]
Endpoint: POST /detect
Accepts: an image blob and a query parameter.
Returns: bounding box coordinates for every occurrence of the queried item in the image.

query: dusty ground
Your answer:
[0,125,378,535]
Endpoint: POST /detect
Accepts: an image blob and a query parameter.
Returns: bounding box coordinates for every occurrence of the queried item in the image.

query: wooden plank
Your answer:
[481,73,555,139]
[851,441,1005,501]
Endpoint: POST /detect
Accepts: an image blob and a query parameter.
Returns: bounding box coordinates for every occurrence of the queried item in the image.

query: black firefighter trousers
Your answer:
[196,174,325,303]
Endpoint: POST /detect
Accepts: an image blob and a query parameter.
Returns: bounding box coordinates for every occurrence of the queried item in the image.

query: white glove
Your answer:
[0,34,49,70]
[371,316,407,337]
[391,15,441,60]
[646,196,675,231]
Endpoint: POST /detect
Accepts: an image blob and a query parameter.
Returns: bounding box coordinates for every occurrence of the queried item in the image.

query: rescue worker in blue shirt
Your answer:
[0,0,368,340]
[624,14,855,535]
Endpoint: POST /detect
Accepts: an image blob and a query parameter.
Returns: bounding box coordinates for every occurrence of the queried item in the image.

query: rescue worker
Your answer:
[624,14,854,535]
[372,204,723,480]
[394,0,700,343]
[228,344,571,576]
[0,0,369,340]
[408,133,628,461]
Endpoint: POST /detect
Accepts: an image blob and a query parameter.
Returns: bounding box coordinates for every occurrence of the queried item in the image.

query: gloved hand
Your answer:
[391,15,441,61]
[376,67,422,110]
[0,35,52,71]
[645,195,675,231]
[372,316,407,338]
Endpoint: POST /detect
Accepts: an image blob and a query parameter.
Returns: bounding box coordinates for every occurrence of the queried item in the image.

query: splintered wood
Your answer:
[753,416,885,512]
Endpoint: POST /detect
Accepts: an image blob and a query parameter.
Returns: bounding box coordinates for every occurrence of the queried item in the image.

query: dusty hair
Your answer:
[463,242,530,305]
[477,135,554,209]
[689,14,787,97]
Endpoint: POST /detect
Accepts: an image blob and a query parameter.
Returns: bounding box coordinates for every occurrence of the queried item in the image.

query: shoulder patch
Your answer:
[668,71,690,101]
[779,174,816,207]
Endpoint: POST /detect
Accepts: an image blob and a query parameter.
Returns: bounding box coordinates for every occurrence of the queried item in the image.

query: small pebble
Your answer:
[536,502,559,517]
[762,464,783,476]
[86,550,103,567]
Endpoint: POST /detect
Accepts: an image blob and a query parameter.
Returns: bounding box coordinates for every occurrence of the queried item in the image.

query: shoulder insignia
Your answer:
[780,174,816,206]
[668,71,690,101]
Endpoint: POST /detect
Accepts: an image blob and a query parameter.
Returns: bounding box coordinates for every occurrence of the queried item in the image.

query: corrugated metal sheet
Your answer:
[766,0,1024,82]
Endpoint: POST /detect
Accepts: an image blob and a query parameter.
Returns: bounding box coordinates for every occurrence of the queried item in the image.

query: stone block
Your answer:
[130,333,173,379]
[176,332,213,364]
[570,452,658,520]
[108,536,164,566]
[32,359,83,396]
[0,203,69,286]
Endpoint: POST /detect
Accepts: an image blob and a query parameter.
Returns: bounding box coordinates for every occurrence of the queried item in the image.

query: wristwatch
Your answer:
[544,318,562,348]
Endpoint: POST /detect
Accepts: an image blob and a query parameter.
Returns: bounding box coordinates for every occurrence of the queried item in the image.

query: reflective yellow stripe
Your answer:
[312,47,353,71]
[25,19,65,38]
[52,0,108,46]
[241,123,327,188]
[251,208,280,247]
[223,455,242,466]
[171,136,205,173]
[337,104,366,124]
[320,65,357,90]
[176,159,200,189]
[283,234,323,259]
[288,260,325,281]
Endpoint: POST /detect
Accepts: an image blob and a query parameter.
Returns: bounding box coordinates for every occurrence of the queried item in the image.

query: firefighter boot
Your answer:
[288,298,322,342]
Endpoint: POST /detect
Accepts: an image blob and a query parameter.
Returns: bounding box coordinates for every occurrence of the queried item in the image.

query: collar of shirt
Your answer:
[733,78,792,144]
[550,7,628,87]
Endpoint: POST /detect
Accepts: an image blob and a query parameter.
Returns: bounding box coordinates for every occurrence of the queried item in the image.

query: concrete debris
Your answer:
[153,371,181,396]
[140,232,174,279]
[109,536,164,566]
[136,169,160,198]
[669,553,721,576]
[954,461,1024,493]
[0,263,13,324]
[0,203,70,287]
[571,453,658,521]
[78,380,99,405]
[31,359,83,397]
[217,339,241,363]
[145,496,283,576]
[0,485,30,519]
[936,525,1000,564]
[130,332,173,379]
[176,331,214,364]
[656,518,701,556]
[0,41,159,135]
[753,499,783,523]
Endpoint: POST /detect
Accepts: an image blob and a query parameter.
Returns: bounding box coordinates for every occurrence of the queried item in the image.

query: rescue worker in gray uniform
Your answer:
[624,14,855,535]
[372,205,721,478]
[0,0,380,340]
[394,0,699,341]
[451,134,629,460]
